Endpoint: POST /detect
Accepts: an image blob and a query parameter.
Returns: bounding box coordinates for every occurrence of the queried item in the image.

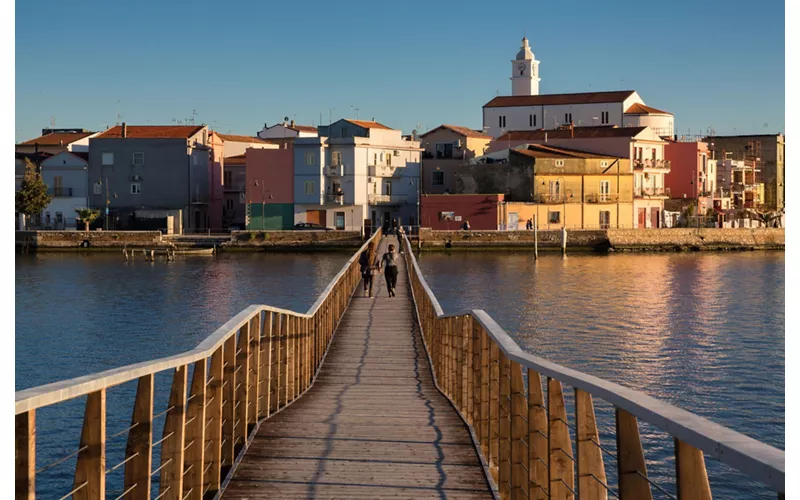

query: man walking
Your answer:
[379,243,399,297]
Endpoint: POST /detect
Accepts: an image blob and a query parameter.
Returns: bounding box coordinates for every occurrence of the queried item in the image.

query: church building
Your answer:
[482,38,674,140]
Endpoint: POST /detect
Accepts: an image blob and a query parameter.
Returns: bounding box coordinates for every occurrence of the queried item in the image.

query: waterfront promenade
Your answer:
[223,236,492,498]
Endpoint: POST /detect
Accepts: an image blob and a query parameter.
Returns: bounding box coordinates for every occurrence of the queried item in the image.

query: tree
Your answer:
[15,158,51,227]
[75,208,100,232]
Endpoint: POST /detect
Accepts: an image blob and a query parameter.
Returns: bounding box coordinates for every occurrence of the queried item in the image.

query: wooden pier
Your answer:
[14,230,785,500]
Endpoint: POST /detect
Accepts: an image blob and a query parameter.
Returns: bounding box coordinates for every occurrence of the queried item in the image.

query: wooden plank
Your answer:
[471,318,481,431]
[247,315,261,427]
[222,337,236,465]
[675,439,712,500]
[616,408,652,500]
[184,360,207,500]
[280,313,289,408]
[499,350,512,498]
[236,324,250,446]
[270,314,281,414]
[575,389,607,500]
[74,389,105,500]
[15,410,35,500]
[480,326,490,459]
[510,362,529,500]
[489,341,500,483]
[159,365,187,500]
[548,378,574,500]
[206,347,224,494]
[124,374,153,500]
[260,312,273,419]
[528,369,547,500]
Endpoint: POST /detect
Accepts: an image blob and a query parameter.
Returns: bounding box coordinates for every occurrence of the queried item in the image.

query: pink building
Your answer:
[664,140,715,212]
[245,148,295,229]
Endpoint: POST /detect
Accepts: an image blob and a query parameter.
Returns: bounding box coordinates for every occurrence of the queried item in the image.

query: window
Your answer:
[226,199,233,210]
[304,152,315,165]
[600,180,611,201]
[435,143,454,159]
[599,211,611,229]
[502,116,506,128]
[387,153,392,166]
[384,181,392,196]
[55,212,63,225]
[498,116,506,128]
[432,171,445,186]
[131,182,141,194]
[374,153,378,165]
[499,116,502,127]
[600,160,608,168]
[564,113,572,124]
[548,211,561,224]
[332,151,341,166]
[529,115,533,127]
[304,180,315,195]
[549,180,561,199]
[102,152,114,166]
[533,114,536,127]
[94,182,102,195]
[133,152,145,165]
[555,159,565,167]
[601,111,609,124]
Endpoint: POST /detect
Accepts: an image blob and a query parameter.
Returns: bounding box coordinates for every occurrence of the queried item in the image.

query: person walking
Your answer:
[462,219,471,231]
[391,218,399,237]
[359,249,373,297]
[526,218,533,230]
[379,243,399,297]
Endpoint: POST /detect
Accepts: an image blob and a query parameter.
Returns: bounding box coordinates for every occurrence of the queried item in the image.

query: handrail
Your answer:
[401,232,784,497]
[15,229,383,500]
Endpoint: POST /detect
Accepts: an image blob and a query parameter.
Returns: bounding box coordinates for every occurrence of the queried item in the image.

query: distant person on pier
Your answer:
[526,218,533,230]
[359,249,373,298]
[379,243,399,297]
[391,218,399,237]
[462,219,471,231]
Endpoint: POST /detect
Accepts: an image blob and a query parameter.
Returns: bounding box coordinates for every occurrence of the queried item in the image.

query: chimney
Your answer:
[122,122,128,138]
[290,120,295,128]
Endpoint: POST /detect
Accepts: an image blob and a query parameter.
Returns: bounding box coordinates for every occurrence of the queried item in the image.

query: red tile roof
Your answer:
[483,90,637,108]
[217,133,268,143]
[291,125,318,133]
[18,132,94,146]
[496,126,648,142]
[516,143,621,159]
[224,154,247,166]
[345,119,392,130]
[625,103,672,115]
[420,124,493,139]
[96,125,205,139]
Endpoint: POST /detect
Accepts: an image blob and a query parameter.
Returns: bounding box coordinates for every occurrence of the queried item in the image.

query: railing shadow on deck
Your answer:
[400,233,785,500]
[14,230,383,500]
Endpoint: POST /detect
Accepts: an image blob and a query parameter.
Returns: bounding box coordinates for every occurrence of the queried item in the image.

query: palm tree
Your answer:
[75,208,100,232]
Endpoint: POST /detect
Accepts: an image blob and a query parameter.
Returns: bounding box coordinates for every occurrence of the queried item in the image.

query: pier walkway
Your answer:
[14,230,784,500]
[223,236,491,498]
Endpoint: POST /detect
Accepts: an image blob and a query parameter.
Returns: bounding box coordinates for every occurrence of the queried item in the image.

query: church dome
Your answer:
[516,37,534,60]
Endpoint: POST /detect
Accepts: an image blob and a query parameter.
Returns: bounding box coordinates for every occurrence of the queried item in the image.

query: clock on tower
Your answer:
[510,37,540,96]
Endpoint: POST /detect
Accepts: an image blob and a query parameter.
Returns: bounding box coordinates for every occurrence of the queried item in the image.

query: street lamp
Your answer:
[253,180,272,231]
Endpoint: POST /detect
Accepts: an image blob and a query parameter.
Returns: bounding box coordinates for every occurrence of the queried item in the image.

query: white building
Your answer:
[482,39,674,139]
[257,121,318,141]
[293,119,422,231]
[39,151,90,229]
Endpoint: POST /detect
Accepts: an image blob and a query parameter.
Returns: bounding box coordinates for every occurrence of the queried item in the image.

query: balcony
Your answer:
[325,194,344,205]
[47,187,74,197]
[368,165,399,178]
[635,187,670,198]
[633,159,671,171]
[369,194,407,205]
[584,193,620,203]
[535,193,582,204]
[327,164,344,176]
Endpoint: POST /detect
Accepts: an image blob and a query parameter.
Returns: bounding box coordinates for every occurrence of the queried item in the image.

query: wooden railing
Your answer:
[401,234,784,500]
[14,230,382,500]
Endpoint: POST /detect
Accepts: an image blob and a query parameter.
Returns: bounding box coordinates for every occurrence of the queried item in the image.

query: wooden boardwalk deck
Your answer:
[222,236,493,499]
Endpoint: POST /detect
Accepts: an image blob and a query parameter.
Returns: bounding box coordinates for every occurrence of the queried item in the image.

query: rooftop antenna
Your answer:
[351,105,359,120]
[50,115,56,128]
[190,109,198,125]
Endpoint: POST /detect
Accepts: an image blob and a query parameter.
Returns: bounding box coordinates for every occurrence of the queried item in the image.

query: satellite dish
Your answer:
[412,129,417,136]
[284,116,289,122]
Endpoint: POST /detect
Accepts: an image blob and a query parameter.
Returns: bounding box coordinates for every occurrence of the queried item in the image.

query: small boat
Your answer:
[172,248,216,256]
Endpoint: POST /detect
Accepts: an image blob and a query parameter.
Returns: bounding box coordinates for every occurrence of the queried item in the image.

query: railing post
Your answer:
[206,346,223,495]
[236,324,250,445]
[269,314,281,414]
[548,378,574,500]
[472,319,481,432]
[675,439,712,500]
[259,312,272,419]
[465,315,474,425]
[616,408,652,500]
[74,389,106,500]
[489,341,500,483]
[528,370,548,500]
[124,374,153,500]
[247,315,261,427]
[184,360,207,500]
[280,313,289,408]
[457,316,465,412]
[575,389,607,500]
[510,362,529,500]
[499,351,512,498]
[159,365,187,500]
[15,411,35,500]
[480,327,490,460]
[221,337,236,466]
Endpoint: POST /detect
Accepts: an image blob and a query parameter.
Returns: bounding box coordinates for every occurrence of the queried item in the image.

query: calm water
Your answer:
[417,251,784,499]
[16,251,783,498]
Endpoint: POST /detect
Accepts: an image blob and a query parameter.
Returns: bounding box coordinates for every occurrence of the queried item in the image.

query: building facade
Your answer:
[245,148,295,230]
[256,121,318,149]
[16,129,99,155]
[420,194,504,230]
[293,119,421,232]
[419,124,492,195]
[88,124,211,232]
[38,151,90,229]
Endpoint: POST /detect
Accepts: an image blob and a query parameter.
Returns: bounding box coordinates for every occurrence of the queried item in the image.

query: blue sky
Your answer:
[14,0,784,142]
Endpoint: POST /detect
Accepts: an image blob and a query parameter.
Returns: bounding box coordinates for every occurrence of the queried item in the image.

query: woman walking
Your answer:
[358,249,373,297]
[379,243,399,297]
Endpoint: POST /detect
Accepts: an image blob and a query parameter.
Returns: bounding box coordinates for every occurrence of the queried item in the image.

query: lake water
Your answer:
[16,250,784,498]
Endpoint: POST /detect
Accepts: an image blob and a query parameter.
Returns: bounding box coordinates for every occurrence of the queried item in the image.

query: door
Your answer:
[306,210,325,225]
[637,208,647,228]
[599,211,610,229]
[383,211,391,230]
[508,212,519,230]
[549,180,561,202]
[335,211,345,230]
[600,180,610,202]
[651,208,660,229]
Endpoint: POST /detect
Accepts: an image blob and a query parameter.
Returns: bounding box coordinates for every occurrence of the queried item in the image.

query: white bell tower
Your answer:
[510,37,540,96]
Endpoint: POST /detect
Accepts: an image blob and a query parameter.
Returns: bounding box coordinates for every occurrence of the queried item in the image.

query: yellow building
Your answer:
[456,144,634,229]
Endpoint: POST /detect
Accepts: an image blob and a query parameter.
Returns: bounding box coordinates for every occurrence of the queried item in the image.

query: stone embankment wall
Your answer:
[417,228,784,252]
[16,231,167,250]
[224,230,363,250]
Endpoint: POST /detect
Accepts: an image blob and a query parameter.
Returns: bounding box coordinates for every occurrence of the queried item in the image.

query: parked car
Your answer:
[293,222,333,231]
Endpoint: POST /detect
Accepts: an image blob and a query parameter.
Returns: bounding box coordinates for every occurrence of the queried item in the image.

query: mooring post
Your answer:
[533,214,538,260]
[561,226,567,256]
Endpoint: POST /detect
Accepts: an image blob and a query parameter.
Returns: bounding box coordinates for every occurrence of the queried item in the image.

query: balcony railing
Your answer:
[368,194,407,205]
[584,193,620,203]
[327,164,344,176]
[633,159,671,171]
[47,187,74,197]
[635,187,671,197]
[368,165,399,178]
[535,193,582,204]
